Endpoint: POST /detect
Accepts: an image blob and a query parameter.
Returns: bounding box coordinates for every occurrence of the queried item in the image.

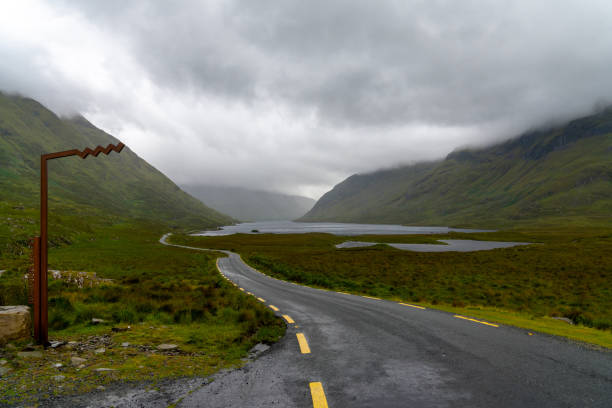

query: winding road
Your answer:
[160,235,612,408]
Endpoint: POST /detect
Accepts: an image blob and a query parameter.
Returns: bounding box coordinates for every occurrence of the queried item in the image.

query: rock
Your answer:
[249,343,270,356]
[0,306,32,344]
[53,363,63,368]
[70,356,86,366]
[157,344,178,351]
[0,366,11,376]
[49,340,65,348]
[53,375,65,381]
[96,385,106,391]
[94,348,106,354]
[5,343,16,350]
[0,359,7,366]
[552,316,574,325]
[94,368,116,373]
[111,327,129,332]
[121,342,130,347]
[17,351,42,359]
[91,318,106,324]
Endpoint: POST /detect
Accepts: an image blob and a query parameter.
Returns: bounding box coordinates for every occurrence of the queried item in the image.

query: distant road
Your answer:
[162,235,612,408]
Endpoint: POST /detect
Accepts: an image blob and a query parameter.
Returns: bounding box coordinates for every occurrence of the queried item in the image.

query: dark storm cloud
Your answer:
[2,0,612,197]
[63,0,612,128]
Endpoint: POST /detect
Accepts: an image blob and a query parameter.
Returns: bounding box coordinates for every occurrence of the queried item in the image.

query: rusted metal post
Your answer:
[36,142,125,345]
[32,237,41,341]
[40,154,49,345]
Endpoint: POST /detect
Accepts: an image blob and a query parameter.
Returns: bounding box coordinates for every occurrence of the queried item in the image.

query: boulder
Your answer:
[0,306,31,344]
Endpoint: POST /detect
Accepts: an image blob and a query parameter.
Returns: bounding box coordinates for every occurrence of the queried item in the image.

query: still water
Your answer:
[194,220,493,236]
[336,239,531,252]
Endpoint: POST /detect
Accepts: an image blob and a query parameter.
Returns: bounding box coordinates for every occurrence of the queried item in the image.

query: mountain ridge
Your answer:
[181,184,315,222]
[0,92,233,229]
[301,108,612,227]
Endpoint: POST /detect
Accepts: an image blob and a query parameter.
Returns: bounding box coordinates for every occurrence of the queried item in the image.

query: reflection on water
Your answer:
[336,239,531,252]
[194,220,493,236]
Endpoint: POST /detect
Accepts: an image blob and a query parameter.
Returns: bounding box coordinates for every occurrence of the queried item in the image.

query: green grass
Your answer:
[0,221,284,405]
[0,92,233,230]
[170,227,612,348]
[301,108,612,228]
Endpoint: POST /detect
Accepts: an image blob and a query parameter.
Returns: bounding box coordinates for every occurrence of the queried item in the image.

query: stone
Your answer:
[96,385,106,391]
[552,316,574,325]
[121,342,130,347]
[157,344,178,351]
[0,359,7,366]
[53,363,63,368]
[249,343,270,356]
[94,348,106,354]
[70,356,86,366]
[49,340,65,348]
[53,375,65,381]
[91,318,105,324]
[94,368,116,372]
[0,306,32,344]
[111,327,128,332]
[0,366,11,376]
[17,351,42,359]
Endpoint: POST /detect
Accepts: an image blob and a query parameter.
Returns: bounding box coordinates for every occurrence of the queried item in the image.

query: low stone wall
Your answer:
[0,306,31,344]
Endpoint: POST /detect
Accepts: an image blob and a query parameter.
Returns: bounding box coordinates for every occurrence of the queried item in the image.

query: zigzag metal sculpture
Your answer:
[33,141,126,345]
[78,142,125,158]
[42,142,125,160]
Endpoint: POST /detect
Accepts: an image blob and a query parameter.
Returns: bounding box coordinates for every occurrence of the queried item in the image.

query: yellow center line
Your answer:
[282,314,295,324]
[362,295,381,300]
[309,382,329,408]
[239,288,245,291]
[454,315,499,327]
[296,333,311,354]
[257,297,266,303]
[247,292,253,295]
[269,305,279,312]
[399,302,426,310]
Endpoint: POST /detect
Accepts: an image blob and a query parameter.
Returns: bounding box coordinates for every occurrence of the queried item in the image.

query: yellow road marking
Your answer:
[362,295,380,300]
[239,288,245,291]
[296,333,311,354]
[282,315,295,324]
[399,302,426,310]
[269,305,279,312]
[338,291,351,295]
[247,292,253,295]
[309,382,329,408]
[257,297,266,303]
[454,315,499,327]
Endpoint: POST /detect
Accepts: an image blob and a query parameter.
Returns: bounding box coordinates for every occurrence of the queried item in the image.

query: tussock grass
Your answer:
[172,227,612,348]
[0,221,284,405]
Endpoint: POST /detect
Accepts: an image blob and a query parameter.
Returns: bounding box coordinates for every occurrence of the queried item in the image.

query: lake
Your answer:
[194,220,493,236]
[336,239,531,252]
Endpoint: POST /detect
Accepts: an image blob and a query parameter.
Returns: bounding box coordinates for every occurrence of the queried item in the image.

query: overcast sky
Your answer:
[1,1,611,199]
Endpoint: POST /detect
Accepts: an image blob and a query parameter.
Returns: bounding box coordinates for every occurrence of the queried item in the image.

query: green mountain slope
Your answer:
[181,184,315,221]
[301,109,612,227]
[0,93,233,229]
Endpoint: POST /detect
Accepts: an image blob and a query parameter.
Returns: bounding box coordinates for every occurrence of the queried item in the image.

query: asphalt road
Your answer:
[169,237,612,408]
[50,236,612,408]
